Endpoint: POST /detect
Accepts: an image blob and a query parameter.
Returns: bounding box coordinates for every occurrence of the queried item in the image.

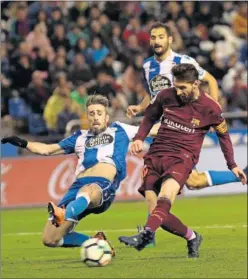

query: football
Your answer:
[80,238,112,267]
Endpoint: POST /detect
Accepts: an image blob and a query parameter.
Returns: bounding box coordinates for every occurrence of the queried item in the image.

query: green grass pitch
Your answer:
[2,194,247,278]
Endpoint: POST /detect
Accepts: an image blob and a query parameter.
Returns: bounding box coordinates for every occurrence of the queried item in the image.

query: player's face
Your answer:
[173,79,199,103]
[87,104,109,135]
[150,28,172,57]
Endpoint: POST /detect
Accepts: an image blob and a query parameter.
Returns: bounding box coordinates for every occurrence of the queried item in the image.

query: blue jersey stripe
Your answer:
[111,123,129,182]
[148,58,160,83]
[173,56,182,64]
[58,130,82,154]
[82,137,98,169]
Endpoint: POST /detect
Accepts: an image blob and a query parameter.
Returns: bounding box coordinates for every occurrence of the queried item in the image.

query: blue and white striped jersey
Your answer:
[58,121,138,183]
[142,50,206,97]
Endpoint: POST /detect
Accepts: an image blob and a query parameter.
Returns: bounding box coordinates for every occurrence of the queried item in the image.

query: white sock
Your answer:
[188,231,196,241]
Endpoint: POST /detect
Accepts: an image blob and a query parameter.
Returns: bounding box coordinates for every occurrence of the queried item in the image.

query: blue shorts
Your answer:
[58,177,118,221]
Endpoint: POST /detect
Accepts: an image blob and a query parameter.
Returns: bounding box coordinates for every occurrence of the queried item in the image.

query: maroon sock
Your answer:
[145,197,171,232]
[160,213,188,239]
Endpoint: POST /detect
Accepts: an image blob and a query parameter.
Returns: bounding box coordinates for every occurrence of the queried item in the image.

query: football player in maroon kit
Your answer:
[119,63,246,258]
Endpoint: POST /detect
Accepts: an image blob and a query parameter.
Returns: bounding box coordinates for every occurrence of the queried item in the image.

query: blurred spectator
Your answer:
[122,16,149,51]
[71,82,88,112]
[89,37,110,65]
[1,43,10,75]
[97,54,116,78]
[43,87,70,132]
[67,23,89,47]
[10,54,33,90]
[195,3,215,27]
[90,20,110,47]
[67,38,93,64]
[9,4,30,43]
[68,53,93,84]
[26,71,51,113]
[232,3,248,39]
[118,54,144,104]
[180,2,196,27]
[119,2,136,30]
[47,6,64,37]
[126,34,143,57]
[57,97,80,135]
[88,71,116,102]
[25,23,54,61]
[50,24,70,51]
[69,1,88,22]
[110,23,127,63]
[1,74,12,117]
[48,56,68,84]
[239,43,248,67]
[34,9,48,28]
[164,2,181,22]
[166,21,184,51]
[202,49,228,82]
[177,18,200,49]
[99,14,112,38]
[34,48,49,72]
[88,5,101,22]
[10,41,33,65]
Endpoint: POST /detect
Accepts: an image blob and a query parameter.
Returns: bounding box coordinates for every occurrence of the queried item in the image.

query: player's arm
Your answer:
[201,71,219,102]
[211,109,247,184]
[138,94,151,112]
[1,136,64,156]
[131,93,163,155]
[149,122,161,137]
[126,68,151,118]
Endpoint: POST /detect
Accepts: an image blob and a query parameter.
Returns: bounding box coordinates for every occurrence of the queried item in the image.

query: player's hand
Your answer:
[231,167,247,185]
[126,105,142,118]
[1,136,28,148]
[130,140,144,156]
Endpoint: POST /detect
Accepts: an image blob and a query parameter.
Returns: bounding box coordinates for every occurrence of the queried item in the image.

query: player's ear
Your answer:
[106,113,110,123]
[168,36,173,45]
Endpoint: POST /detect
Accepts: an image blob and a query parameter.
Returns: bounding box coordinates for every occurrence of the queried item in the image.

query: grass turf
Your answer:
[1,194,247,278]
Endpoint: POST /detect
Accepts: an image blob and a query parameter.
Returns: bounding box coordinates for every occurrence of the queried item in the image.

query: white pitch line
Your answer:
[3,224,247,236]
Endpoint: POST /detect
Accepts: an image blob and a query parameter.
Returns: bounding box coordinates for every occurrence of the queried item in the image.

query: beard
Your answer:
[152,42,170,57]
[90,125,107,135]
[179,91,195,103]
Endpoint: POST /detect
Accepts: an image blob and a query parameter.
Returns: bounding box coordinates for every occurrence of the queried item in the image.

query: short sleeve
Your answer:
[58,130,82,154]
[115,122,139,141]
[181,55,206,80]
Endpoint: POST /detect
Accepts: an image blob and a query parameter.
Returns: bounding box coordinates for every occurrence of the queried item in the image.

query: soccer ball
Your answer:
[80,238,112,267]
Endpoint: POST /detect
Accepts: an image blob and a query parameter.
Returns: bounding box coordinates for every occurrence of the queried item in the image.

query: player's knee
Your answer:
[42,233,60,247]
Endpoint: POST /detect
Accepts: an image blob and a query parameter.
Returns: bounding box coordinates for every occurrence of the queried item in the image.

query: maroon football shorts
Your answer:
[138,154,194,197]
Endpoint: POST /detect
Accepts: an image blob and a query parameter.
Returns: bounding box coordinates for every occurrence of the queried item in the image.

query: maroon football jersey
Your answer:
[134,88,237,170]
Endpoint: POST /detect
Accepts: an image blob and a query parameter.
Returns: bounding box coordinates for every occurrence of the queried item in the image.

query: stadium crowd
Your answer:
[1,1,247,135]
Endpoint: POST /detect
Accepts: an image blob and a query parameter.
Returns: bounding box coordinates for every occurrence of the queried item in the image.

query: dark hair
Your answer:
[171,64,199,82]
[86,94,109,109]
[149,22,172,37]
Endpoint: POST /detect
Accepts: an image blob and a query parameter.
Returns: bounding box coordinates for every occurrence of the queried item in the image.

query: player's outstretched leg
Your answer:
[119,178,203,257]
[186,168,247,190]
